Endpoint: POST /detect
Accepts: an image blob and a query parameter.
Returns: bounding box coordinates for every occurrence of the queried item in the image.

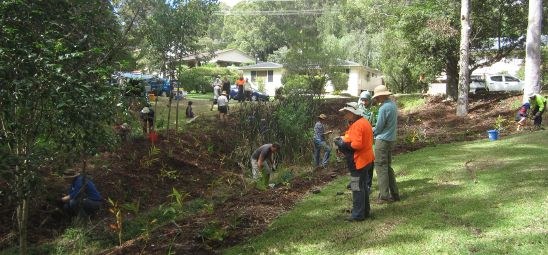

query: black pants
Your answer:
[532,103,546,126]
[64,198,102,216]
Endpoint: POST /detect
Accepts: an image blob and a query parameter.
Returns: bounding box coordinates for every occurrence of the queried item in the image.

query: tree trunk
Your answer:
[446,53,459,100]
[17,198,28,255]
[175,81,180,132]
[457,0,471,117]
[523,0,543,99]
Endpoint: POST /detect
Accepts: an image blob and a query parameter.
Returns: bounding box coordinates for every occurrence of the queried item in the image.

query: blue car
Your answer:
[229,85,270,102]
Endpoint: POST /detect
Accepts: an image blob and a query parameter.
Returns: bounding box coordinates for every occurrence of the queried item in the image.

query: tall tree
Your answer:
[0,1,124,253]
[523,0,543,97]
[457,0,471,116]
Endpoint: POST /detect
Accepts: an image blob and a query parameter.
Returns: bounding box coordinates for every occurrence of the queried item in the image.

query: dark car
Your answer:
[229,85,270,101]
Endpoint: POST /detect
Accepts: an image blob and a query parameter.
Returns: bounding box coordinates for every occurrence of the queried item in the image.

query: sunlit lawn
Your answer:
[224,130,548,255]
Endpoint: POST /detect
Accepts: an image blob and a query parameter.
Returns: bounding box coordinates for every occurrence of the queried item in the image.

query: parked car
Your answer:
[229,85,269,101]
[470,74,523,93]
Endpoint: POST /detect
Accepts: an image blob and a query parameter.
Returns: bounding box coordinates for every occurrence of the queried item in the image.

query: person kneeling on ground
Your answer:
[185,101,195,118]
[515,102,530,131]
[61,169,103,217]
[250,143,281,187]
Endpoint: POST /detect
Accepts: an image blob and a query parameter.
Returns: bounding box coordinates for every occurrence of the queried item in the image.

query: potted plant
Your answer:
[488,115,506,141]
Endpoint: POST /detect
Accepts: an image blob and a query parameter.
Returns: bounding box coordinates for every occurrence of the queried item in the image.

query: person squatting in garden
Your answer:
[250,143,281,187]
[217,91,229,122]
[185,101,195,118]
[335,106,374,221]
[372,85,400,203]
[140,106,154,134]
[61,167,103,217]
[515,102,530,131]
[528,93,547,129]
[313,113,332,169]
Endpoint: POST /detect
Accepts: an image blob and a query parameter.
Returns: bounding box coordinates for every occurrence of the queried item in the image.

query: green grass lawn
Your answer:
[224,130,548,255]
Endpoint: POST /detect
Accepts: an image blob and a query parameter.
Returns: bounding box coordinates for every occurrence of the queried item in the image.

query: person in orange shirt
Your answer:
[235,76,245,102]
[335,106,374,221]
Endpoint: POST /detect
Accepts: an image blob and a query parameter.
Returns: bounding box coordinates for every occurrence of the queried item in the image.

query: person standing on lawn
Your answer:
[222,76,231,101]
[528,93,547,129]
[235,76,245,102]
[313,114,332,169]
[211,82,221,111]
[372,85,400,203]
[335,106,374,221]
[357,90,376,191]
[250,143,281,187]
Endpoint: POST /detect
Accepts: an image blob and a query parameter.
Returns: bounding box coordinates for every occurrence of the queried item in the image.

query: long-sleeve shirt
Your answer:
[531,94,547,112]
[68,175,102,201]
[313,121,326,141]
[342,117,374,169]
[373,99,397,142]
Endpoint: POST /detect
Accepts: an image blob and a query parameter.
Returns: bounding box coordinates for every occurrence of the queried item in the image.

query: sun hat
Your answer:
[372,85,392,99]
[339,106,363,116]
[141,107,150,114]
[359,90,372,100]
[318,114,327,120]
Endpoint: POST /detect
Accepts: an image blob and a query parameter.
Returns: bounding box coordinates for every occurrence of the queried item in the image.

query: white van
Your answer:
[469,74,523,93]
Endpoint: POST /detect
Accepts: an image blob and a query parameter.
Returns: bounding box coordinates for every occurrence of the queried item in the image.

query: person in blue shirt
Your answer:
[372,85,400,203]
[313,114,333,169]
[61,171,103,216]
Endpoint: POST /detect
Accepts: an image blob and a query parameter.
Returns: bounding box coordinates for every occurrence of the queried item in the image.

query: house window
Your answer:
[268,70,273,82]
[251,71,257,82]
[345,69,350,74]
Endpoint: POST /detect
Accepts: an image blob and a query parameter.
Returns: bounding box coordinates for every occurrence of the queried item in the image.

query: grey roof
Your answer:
[238,62,284,70]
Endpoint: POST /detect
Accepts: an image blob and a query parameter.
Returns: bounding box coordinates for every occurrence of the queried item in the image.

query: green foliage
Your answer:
[397,95,427,112]
[199,221,228,242]
[177,66,238,93]
[494,115,507,131]
[329,72,349,92]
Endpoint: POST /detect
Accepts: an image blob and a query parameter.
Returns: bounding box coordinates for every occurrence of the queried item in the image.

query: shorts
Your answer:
[218,105,228,113]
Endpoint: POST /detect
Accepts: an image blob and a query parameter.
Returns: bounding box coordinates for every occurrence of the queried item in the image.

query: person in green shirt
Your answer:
[529,93,547,129]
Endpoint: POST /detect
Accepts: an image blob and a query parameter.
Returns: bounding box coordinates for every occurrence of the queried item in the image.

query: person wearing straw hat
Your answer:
[140,105,154,134]
[313,113,333,169]
[372,85,400,203]
[335,106,374,221]
[217,91,229,122]
[60,163,103,217]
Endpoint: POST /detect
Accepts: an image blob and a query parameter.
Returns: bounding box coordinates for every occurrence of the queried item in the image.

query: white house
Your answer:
[182,49,255,67]
[237,60,382,97]
[327,60,384,97]
[237,62,284,96]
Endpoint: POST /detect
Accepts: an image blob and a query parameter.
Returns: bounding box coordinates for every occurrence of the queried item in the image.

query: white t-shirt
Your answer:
[213,85,221,99]
[217,95,228,106]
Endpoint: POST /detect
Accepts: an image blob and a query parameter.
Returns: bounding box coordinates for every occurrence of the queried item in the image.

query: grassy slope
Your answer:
[225,130,548,255]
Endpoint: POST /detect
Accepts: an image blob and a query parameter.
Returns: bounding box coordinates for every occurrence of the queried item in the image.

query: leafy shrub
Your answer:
[330,72,349,92]
[177,65,238,93]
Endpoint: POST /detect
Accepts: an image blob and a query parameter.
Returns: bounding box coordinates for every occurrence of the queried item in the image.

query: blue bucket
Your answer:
[487,130,499,141]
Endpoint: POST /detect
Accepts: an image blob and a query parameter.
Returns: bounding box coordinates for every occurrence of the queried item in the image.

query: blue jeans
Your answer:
[313,139,331,167]
[350,163,373,220]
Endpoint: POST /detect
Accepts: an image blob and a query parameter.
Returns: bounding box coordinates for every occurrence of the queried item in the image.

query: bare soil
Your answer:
[0,92,537,254]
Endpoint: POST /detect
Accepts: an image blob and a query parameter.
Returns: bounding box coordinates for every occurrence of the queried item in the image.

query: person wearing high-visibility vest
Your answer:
[528,93,547,129]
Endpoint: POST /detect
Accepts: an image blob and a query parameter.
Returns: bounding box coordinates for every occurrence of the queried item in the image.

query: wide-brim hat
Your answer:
[339,106,363,116]
[141,107,150,114]
[221,91,227,95]
[318,114,327,120]
[372,85,392,99]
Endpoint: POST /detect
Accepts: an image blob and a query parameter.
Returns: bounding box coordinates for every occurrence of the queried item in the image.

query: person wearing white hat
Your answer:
[313,113,333,169]
[140,106,154,134]
[335,106,374,221]
[372,85,400,203]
